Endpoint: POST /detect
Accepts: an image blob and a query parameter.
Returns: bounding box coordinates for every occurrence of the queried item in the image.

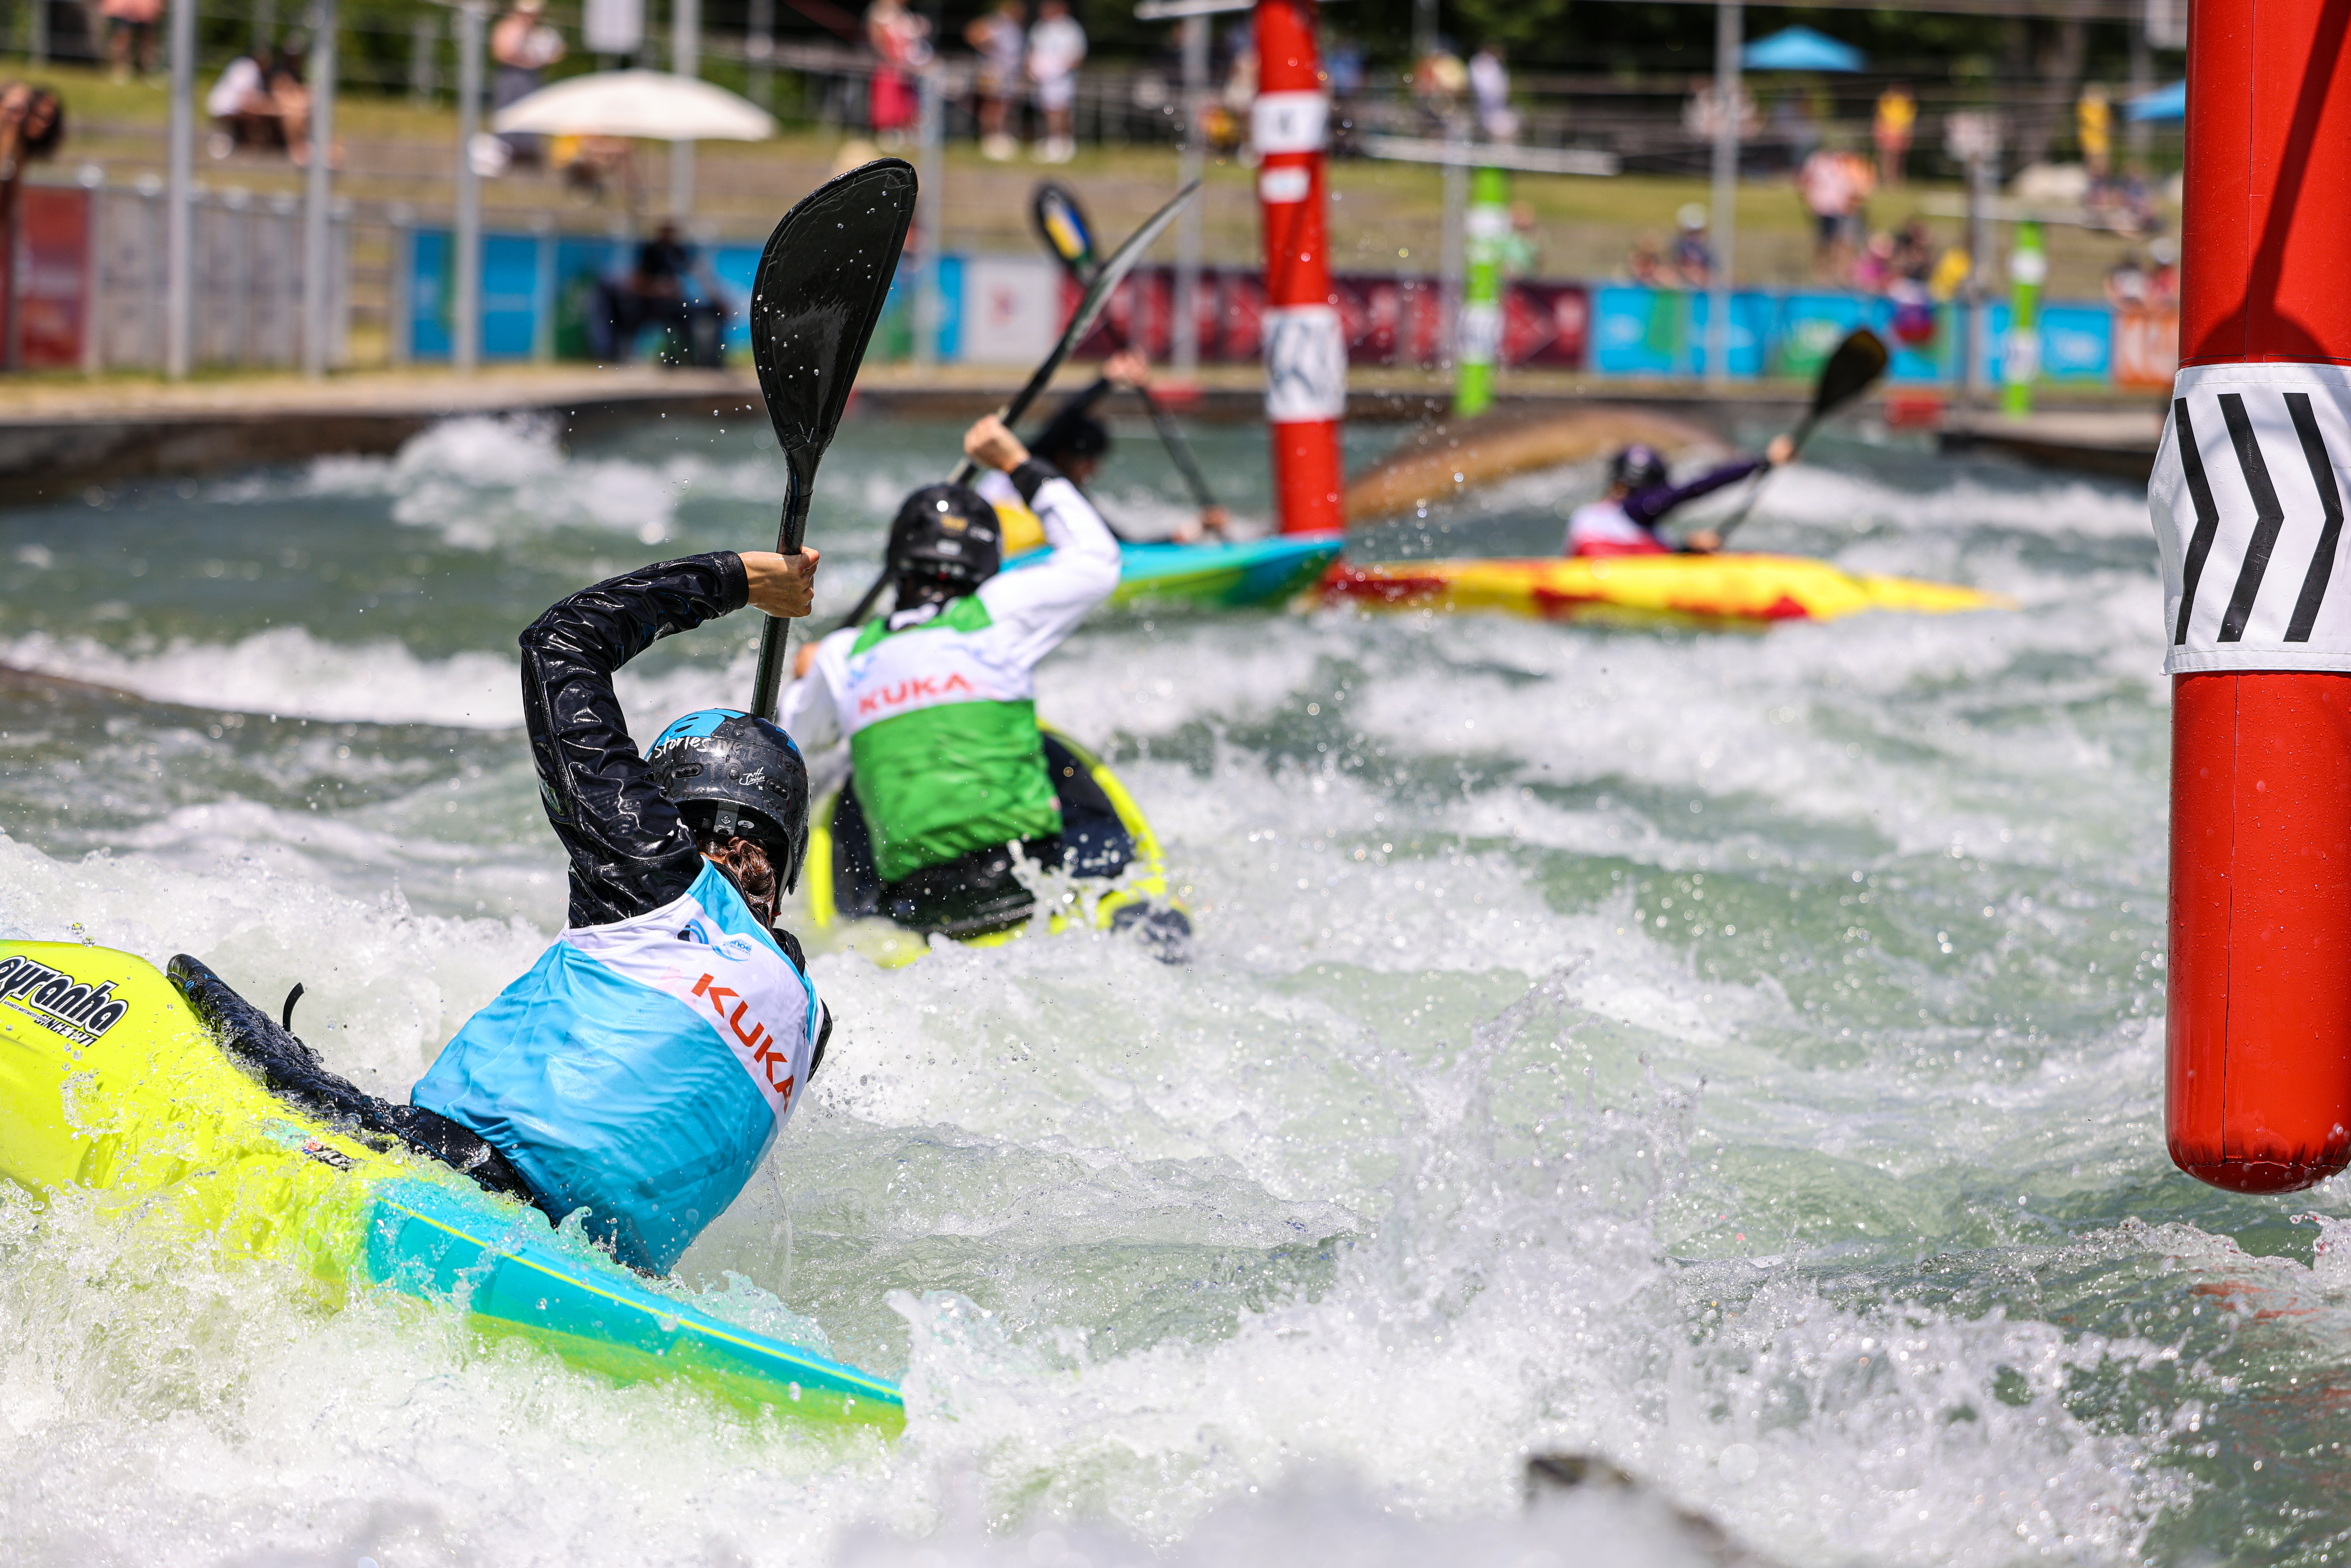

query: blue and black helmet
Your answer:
[1609,444,1671,494]
[645,708,811,894]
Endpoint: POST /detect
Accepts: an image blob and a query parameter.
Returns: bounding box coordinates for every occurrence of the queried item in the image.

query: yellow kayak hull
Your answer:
[1315,553,2011,629]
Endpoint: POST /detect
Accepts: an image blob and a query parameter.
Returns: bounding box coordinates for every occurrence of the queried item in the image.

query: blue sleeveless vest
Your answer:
[412,861,820,1273]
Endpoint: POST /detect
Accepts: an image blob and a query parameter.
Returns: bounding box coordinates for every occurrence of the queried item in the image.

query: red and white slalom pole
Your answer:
[2162,0,2351,1191]
[1253,0,1345,534]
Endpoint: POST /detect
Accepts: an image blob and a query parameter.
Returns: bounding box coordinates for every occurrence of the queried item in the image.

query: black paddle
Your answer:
[745,158,918,721]
[1031,181,1221,516]
[833,179,1203,630]
[1707,326,1891,548]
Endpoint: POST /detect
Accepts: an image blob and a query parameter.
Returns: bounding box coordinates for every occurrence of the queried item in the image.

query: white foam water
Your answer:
[0,412,2332,1566]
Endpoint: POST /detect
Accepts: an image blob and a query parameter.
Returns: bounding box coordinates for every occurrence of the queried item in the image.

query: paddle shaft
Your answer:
[750,451,817,719]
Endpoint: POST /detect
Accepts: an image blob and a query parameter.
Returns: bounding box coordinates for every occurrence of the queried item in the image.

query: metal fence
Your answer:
[10,176,351,373]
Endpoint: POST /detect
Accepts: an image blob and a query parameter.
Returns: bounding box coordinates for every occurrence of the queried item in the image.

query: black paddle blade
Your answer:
[1031,181,1097,280]
[1813,327,1891,420]
[746,157,916,721]
[748,157,917,554]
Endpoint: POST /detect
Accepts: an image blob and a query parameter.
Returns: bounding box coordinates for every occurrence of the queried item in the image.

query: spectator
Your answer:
[1467,43,1516,143]
[0,82,63,363]
[965,0,1025,161]
[272,39,315,164]
[2105,252,2150,310]
[1411,47,1466,135]
[2078,84,2113,187]
[1670,203,1712,288]
[1872,83,1914,188]
[1502,200,1541,277]
[492,0,566,169]
[206,45,283,158]
[1853,229,1896,293]
[592,222,730,366]
[1627,233,1669,287]
[1891,216,1934,283]
[866,0,931,147]
[101,0,162,83]
[2147,235,2179,307]
[1797,145,1863,282]
[1026,0,1084,164]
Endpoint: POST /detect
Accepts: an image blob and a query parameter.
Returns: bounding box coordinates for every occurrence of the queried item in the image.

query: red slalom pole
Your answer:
[2162,0,2351,1191]
[1253,0,1345,534]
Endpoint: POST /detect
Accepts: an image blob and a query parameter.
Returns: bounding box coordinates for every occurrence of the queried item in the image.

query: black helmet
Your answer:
[1032,409,1109,466]
[1609,444,1670,493]
[645,708,811,894]
[887,482,1002,594]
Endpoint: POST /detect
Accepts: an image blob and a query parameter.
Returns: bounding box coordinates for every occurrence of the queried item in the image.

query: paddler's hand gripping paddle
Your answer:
[1030,181,1221,515]
[833,179,1202,631]
[746,157,918,721]
[1705,326,1891,549]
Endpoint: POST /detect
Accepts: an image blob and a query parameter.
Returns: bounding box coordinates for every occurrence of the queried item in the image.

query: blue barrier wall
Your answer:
[400,227,2151,390]
[406,228,962,366]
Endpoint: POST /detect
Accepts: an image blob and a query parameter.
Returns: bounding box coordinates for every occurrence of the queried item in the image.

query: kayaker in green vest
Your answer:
[780,413,1122,937]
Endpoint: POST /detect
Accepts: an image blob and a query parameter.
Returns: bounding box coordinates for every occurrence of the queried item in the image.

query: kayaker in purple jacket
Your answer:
[1565,436,1795,558]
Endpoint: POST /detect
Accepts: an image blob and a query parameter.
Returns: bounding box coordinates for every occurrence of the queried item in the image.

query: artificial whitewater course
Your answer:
[0,410,2330,1565]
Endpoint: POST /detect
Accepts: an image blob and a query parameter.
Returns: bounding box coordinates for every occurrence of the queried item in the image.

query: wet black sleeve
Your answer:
[519,552,750,927]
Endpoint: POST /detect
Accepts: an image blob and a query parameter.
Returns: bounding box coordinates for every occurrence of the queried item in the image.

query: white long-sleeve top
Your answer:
[779,462,1121,755]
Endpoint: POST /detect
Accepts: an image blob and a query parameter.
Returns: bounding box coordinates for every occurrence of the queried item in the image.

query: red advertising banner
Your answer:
[12,185,88,371]
[1067,264,1588,371]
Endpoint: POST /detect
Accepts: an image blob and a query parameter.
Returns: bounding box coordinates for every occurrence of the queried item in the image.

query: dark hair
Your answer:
[22,88,62,159]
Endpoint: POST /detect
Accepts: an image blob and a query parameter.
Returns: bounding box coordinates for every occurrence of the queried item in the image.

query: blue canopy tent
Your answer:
[2127,80,2186,122]
[1741,26,1864,72]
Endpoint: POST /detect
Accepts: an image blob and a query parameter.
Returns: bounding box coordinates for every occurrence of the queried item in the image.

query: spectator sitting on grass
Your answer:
[207,46,283,158]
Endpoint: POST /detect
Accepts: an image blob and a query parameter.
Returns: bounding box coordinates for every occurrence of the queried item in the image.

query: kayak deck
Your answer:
[1003,531,1345,611]
[1316,553,2011,628]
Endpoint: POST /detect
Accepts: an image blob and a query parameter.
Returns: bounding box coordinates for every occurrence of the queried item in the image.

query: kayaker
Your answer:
[1566,436,1795,558]
[402,548,835,1276]
[213,548,831,1279]
[780,413,1121,937]
[1004,346,1230,543]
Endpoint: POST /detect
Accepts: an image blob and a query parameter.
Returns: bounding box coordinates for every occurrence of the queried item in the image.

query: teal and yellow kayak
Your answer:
[0,941,904,1430]
[1001,531,1347,612]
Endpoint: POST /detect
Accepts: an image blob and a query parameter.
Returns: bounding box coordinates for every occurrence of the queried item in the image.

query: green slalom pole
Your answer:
[1454,164,1510,417]
[2001,219,2045,418]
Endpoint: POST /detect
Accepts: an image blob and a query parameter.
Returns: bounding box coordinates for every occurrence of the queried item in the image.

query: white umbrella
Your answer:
[491,69,776,141]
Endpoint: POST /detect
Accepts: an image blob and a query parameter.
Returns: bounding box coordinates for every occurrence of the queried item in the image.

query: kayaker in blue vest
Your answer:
[781,413,1122,937]
[1565,435,1795,558]
[406,547,835,1275]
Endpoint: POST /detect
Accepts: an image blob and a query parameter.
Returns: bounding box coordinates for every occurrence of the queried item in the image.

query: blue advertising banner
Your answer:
[400,229,2153,390]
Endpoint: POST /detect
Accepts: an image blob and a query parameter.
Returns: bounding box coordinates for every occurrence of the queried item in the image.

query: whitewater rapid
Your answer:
[0,408,2338,1567]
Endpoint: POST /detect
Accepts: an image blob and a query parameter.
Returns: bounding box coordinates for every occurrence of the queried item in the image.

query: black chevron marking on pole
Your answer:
[2217,392,2288,643]
[2283,391,2345,642]
[2173,398,2224,646]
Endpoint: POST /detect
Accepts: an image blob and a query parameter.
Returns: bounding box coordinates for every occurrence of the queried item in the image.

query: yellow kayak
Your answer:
[0,942,904,1428]
[804,725,1188,969]
[1314,553,2011,629]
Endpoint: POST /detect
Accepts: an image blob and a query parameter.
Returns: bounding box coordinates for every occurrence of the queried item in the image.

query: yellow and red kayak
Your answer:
[1315,553,2010,629]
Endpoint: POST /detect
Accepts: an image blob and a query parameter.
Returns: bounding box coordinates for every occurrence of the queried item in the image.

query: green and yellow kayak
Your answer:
[1314,553,2011,629]
[0,941,904,1430]
[805,726,1186,969]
